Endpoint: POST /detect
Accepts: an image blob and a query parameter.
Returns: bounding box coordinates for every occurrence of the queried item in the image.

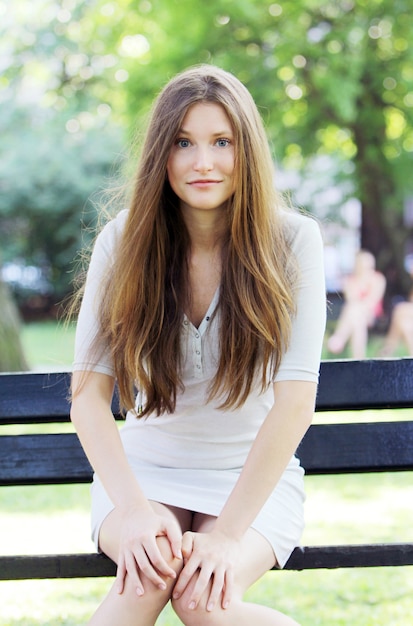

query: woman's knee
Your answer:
[102,534,183,620]
[172,594,228,626]
[119,570,172,606]
[171,575,236,626]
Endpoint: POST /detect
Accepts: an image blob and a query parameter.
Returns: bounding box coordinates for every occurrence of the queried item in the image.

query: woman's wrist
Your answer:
[213,516,245,542]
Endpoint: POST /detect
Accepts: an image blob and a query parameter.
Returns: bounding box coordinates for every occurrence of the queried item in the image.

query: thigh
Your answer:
[192,513,276,593]
[99,501,192,563]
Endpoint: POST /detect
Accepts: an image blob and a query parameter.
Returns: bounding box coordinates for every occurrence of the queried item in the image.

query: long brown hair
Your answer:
[86,65,297,415]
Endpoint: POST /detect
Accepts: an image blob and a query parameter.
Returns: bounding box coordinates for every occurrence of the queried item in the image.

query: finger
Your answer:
[144,539,177,581]
[124,551,144,596]
[133,543,170,589]
[172,558,199,599]
[206,568,225,612]
[165,521,183,560]
[221,568,234,610]
[188,566,214,609]
[181,531,194,560]
[116,554,126,594]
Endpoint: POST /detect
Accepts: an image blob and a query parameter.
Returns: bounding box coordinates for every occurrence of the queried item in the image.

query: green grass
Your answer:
[1,321,412,624]
[21,320,76,371]
[19,319,407,373]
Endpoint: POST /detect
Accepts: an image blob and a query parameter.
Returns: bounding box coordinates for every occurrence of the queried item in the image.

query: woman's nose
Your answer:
[193,146,213,172]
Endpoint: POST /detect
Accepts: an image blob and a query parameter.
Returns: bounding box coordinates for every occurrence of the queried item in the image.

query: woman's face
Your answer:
[166,101,236,216]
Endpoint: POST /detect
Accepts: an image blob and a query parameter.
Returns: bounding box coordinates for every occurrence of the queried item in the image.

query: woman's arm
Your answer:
[70,371,182,594]
[71,371,148,513]
[215,379,316,539]
[174,379,317,610]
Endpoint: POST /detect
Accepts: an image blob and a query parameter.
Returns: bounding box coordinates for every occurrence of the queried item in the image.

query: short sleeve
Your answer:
[274,212,326,384]
[72,210,129,377]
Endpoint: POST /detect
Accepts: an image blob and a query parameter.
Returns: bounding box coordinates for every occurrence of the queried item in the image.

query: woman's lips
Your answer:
[188,179,221,187]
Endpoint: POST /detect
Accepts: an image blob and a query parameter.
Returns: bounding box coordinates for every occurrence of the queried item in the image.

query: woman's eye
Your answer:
[177,139,191,148]
[216,138,231,147]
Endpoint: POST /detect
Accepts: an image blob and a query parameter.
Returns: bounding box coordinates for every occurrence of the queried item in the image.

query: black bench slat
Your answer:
[317,358,413,410]
[0,372,120,425]
[298,421,413,474]
[0,372,71,423]
[0,433,92,485]
[2,420,413,486]
[2,358,413,426]
[284,543,413,570]
[0,553,116,580]
[2,543,413,580]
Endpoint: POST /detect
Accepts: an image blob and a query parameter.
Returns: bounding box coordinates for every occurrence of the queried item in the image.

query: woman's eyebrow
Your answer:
[177,127,234,137]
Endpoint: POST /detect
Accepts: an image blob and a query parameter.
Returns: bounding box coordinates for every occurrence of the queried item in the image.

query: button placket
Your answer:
[193,330,203,377]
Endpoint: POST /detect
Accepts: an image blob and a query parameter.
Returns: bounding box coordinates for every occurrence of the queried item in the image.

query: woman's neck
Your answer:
[181,206,227,253]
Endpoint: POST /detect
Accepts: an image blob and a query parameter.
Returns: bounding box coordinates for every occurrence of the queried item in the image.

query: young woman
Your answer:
[327,250,386,359]
[70,64,326,625]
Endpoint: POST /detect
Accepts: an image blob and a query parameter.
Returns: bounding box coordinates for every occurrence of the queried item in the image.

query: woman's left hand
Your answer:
[172,528,240,611]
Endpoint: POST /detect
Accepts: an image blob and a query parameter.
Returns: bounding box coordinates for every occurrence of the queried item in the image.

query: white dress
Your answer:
[73,209,326,568]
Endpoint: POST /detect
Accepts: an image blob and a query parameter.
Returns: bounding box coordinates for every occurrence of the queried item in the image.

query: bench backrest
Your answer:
[1,358,413,485]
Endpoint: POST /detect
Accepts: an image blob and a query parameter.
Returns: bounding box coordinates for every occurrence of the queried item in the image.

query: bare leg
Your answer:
[328,303,358,355]
[88,503,192,626]
[382,303,413,356]
[349,314,369,359]
[172,513,300,626]
[401,310,413,355]
[328,302,370,359]
[381,310,402,356]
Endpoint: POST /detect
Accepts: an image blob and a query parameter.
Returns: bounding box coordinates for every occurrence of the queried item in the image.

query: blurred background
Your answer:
[1,0,413,370]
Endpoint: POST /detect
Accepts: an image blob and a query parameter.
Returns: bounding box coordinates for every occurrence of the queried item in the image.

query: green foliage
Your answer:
[112,0,413,289]
[0,109,122,297]
[0,0,124,298]
[1,0,413,299]
[103,0,413,163]
[75,0,413,292]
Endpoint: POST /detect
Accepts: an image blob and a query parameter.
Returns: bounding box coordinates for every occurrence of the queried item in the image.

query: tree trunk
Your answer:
[353,66,411,307]
[0,279,29,371]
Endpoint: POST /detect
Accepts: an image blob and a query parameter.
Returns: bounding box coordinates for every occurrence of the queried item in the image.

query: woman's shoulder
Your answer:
[281,208,322,243]
[95,209,129,249]
[100,208,129,236]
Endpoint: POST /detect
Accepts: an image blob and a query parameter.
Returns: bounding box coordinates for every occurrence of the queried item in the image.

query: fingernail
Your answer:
[136,587,144,596]
[158,582,166,590]
[173,591,180,599]
[207,602,214,612]
[223,601,229,609]
[189,601,196,610]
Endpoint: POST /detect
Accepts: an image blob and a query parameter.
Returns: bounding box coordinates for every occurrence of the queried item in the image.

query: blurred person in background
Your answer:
[381,288,413,356]
[327,250,386,359]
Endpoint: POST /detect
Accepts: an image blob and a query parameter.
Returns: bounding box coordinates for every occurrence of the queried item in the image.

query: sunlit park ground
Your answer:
[0,321,413,625]
[19,319,412,373]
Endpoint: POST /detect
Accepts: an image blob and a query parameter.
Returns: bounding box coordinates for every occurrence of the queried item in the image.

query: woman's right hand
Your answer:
[116,505,183,595]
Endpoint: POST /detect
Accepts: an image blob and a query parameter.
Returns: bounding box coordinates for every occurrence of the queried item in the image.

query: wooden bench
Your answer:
[1,358,413,580]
